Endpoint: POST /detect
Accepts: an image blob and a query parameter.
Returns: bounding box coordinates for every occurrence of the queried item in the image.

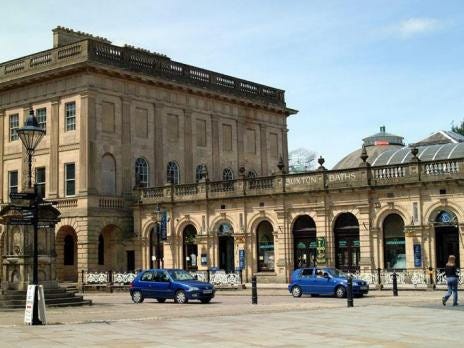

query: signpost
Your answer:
[316,237,326,265]
[414,244,422,267]
[239,249,246,269]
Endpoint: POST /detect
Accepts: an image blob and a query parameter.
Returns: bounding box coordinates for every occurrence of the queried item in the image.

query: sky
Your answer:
[1,0,464,168]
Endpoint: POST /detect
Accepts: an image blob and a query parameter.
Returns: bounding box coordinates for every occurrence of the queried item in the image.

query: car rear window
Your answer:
[141,271,154,281]
[301,269,313,277]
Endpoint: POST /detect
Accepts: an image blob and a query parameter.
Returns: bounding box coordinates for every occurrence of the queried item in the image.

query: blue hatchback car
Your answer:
[130,269,215,304]
[288,267,369,298]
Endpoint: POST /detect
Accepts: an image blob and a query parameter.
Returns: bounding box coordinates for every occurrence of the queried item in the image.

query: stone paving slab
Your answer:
[0,290,463,347]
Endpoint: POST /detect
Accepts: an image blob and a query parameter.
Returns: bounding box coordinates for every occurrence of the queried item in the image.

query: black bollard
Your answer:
[377,267,382,290]
[428,266,435,289]
[252,275,258,304]
[392,271,398,296]
[347,275,353,307]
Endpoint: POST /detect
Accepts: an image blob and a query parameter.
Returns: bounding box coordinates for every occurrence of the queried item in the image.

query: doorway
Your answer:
[219,235,235,273]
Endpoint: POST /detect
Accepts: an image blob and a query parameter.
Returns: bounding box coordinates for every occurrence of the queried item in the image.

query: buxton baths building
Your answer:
[1,28,464,289]
[0,27,293,287]
[135,127,464,286]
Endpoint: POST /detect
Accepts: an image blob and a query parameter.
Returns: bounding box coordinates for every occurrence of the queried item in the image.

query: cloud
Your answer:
[389,17,443,39]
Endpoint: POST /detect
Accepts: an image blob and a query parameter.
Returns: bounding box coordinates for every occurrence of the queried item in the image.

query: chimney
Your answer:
[52,26,111,48]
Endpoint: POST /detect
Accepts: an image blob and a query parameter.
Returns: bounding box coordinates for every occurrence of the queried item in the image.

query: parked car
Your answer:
[288,267,369,298]
[130,269,215,304]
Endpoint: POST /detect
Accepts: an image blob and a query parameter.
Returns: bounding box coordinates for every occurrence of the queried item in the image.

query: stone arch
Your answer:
[374,207,409,230]
[291,214,317,269]
[98,224,124,271]
[247,213,278,235]
[424,202,463,225]
[333,212,360,272]
[56,225,78,282]
[256,220,275,272]
[182,224,199,271]
[382,213,406,270]
[211,219,235,273]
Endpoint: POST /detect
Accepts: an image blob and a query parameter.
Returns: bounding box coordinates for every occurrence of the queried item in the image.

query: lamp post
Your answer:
[152,204,163,269]
[17,108,45,325]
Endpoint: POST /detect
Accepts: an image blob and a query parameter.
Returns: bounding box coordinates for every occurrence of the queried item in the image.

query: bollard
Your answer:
[428,266,435,290]
[207,269,210,283]
[377,267,382,290]
[347,275,353,307]
[109,270,114,293]
[252,275,258,304]
[392,271,398,296]
[81,270,85,292]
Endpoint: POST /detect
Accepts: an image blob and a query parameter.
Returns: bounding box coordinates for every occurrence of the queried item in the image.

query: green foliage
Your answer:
[451,120,464,136]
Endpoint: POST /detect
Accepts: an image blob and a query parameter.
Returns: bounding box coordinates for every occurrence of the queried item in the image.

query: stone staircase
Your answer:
[0,286,92,310]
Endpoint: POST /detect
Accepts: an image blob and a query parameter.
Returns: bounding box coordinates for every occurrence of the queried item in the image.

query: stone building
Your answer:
[1,28,463,286]
[0,27,293,283]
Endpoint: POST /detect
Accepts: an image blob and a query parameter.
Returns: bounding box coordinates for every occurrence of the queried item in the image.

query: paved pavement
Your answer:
[0,289,463,347]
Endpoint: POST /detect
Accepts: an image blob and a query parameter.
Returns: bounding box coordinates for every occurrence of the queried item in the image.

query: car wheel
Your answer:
[156,298,166,303]
[335,286,346,298]
[174,290,188,304]
[131,290,144,303]
[200,298,211,304]
[291,286,302,298]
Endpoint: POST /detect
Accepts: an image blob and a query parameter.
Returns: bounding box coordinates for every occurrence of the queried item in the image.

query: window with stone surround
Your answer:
[167,114,179,141]
[8,171,18,197]
[135,158,149,187]
[223,124,232,152]
[246,128,256,154]
[167,161,180,184]
[36,108,47,134]
[196,119,207,147]
[102,102,115,133]
[269,132,278,158]
[35,167,46,198]
[65,163,76,196]
[135,107,148,138]
[65,102,76,131]
[9,114,19,141]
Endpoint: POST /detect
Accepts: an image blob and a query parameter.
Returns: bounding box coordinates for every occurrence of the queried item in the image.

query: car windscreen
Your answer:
[327,269,347,278]
[168,270,195,281]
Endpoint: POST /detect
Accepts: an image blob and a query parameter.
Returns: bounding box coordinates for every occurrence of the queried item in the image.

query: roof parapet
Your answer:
[53,26,111,48]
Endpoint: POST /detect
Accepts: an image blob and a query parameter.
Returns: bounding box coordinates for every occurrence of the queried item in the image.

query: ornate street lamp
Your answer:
[151,204,163,269]
[17,108,45,325]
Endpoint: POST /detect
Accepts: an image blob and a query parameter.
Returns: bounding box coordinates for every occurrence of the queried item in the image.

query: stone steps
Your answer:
[0,287,92,309]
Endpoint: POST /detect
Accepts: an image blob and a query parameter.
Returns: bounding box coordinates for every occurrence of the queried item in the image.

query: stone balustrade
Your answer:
[0,39,284,106]
[140,158,464,204]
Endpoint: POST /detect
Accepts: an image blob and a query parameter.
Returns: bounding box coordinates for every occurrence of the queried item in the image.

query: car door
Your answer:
[153,270,172,298]
[299,268,314,293]
[139,271,156,298]
[313,268,332,294]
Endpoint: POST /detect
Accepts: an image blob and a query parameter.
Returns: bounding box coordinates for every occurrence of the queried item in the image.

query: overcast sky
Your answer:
[2,0,463,167]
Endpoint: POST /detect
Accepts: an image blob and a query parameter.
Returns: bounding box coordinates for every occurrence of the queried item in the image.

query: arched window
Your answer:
[257,221,275,272]
[247,170,257,179]
[167,161,180,184]
[98,234,104,265]
[195,164,208,183]
[135,158,149,187]
[64,235,75,265]
[334,213,360,272]
[292,215,316,269]
[223,168,234,181]
[383,214,405,270]
[101,154,116,195]
[183,225,198,270]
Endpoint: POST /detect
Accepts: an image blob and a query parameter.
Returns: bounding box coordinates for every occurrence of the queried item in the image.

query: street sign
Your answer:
[9,218,33,225]
[9,192,35,200]
[38,224,55,229]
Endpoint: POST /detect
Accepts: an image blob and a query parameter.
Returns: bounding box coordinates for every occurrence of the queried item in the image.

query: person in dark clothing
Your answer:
[442,255,459,306]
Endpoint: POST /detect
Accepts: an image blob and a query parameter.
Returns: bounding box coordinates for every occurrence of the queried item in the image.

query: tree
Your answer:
[451,120,464,136]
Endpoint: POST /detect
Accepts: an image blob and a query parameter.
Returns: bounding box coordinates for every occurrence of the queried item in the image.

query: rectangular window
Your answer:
[167,114,179,141]
[9,114,19,141]
[8,171,18,197]
[135,107,148,138]
[65,163,76,196]
[269,132,278,158]
[35,167,46,198]
[246,128,256,154]
[102,102,115,133]
[36,108,47,134]
[196,119,207,147]
[223,124,232,152]
[65,102,76,131]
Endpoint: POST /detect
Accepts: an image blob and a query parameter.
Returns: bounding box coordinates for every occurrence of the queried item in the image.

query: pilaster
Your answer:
[183,109,193,183]
[154,102,164,186]
[0,109,4,203]
[121,96,132,194]
[48,99,60,198]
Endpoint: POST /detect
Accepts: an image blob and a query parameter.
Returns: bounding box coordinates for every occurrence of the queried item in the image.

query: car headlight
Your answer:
[187,286,199,291]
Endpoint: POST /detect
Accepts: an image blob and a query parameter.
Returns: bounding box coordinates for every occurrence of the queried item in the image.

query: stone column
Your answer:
[211,115,219,180]
[259,124,268,175]
[48,99,60,198]
[183,109,193,183]
[0,109,4,203]
[79,92,97,195]
[153,103,164,186]
[121,97,132,195]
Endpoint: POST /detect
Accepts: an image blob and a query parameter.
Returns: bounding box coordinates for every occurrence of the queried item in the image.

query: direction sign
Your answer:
[9,192,35,200]
[38,224,55,229]
[9,218,33,225]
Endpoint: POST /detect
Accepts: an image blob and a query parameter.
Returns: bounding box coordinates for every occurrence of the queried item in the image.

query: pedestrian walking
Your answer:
[442,255,459,306]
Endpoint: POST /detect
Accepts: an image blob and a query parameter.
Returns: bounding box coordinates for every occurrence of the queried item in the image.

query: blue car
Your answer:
[130,269,215,304]
[288,267,369,298]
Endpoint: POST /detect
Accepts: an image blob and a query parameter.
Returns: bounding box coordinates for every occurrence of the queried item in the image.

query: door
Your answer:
[139,271,156,298]
[436,226,460,268]
[219,236,235,273]
[153,270,172,298]
[299,268,314,293]
[312,269,333,295]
